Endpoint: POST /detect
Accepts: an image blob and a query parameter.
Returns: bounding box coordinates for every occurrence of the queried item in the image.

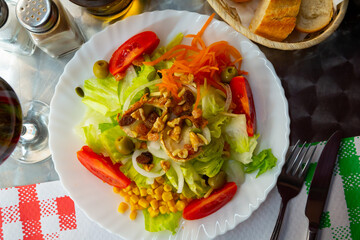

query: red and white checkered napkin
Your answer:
[0,181,121,240]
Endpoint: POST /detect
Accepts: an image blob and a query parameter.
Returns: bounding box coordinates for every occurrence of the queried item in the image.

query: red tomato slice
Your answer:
[230,76,256,136]
[109,31,160,76]
[183,182,237,220]
[77,146,131,188]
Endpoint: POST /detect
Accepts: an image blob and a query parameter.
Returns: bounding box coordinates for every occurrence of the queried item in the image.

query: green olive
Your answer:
[220,66,238,83]
[147,70,157,81]
[93,60,109,79]
[184,118,193,127]
[208,171,227,189]
[115,136,135,155]
[75,87,84,98]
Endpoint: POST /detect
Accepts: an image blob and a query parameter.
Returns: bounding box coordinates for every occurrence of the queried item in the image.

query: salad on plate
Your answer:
[74,13,277,234]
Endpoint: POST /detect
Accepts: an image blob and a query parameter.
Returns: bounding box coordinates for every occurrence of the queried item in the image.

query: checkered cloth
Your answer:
[0,137,359,240]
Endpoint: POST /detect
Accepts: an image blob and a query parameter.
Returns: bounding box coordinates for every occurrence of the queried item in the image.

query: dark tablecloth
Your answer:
[259,0,360,145]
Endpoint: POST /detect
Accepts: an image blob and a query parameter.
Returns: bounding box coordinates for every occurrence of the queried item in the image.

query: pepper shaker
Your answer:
[16,0,85,58]
[0,0,36,55]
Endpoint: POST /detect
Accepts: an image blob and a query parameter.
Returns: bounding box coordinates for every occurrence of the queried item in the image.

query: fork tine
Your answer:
[284,140,301,168]
[292,144,311,175]
[299,145,318,176]
[286,141,307,173]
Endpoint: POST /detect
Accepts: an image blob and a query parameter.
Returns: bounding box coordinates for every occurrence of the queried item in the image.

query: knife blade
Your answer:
[305,130,343,240]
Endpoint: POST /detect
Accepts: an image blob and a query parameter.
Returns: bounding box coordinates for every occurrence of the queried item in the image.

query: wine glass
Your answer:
[0,76,50,164]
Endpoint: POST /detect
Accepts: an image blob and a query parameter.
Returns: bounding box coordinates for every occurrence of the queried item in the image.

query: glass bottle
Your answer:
[16,0,85,58]
[0,0,36,55]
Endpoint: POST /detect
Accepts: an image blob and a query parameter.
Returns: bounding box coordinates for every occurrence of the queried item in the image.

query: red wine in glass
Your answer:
[0,77,22,164]
[0,76,50,164]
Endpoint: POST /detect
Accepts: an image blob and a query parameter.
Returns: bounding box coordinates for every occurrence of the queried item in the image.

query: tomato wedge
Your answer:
[230,76,256,136]
[109,31,160,76]
[183,182,237,220]
[77,146,131,188]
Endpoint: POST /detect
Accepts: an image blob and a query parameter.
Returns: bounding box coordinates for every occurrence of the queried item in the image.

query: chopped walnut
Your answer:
[167,118,181,128]
[177,149,189,159]
[131,108,145,121]
[147,132,159,141]
[169,126,181,142]
[189,132,204,152]
[143,163,154,172]
[192,108,202,119]
[160,160,171,172]
[152,117,165,132]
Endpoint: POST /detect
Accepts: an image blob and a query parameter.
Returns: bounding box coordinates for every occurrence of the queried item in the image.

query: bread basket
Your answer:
[207,0,349,50]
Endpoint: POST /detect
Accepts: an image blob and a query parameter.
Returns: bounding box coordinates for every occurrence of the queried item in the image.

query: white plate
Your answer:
[49,10,289,240]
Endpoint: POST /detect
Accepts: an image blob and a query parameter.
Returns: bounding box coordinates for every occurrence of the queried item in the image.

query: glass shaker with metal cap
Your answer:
[0,0,36,55]
[16,0,85,58]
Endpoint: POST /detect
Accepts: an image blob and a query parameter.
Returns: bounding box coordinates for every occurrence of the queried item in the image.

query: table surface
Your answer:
[0,0,359,239]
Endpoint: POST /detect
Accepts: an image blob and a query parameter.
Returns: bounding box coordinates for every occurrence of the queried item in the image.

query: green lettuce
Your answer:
[223,114,258,164]
[151,33,183,70]
[99,125,128,164]
[143,209,182,234]
[180,163,210,198]
[120,160,149,188]
[192,137,225,177]
[245,149,277,177]
[222,159,245,186]
[119,55,158,107]
[82,75,120,116]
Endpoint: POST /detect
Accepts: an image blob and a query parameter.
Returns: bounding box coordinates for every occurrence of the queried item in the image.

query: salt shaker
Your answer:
[0,0,36,55]
[16,0,85,58]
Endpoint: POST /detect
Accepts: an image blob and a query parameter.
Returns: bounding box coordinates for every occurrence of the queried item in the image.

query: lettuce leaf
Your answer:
[143,209,182,234]
[82,75,120,116]
[99,125,128,164]
[245,149,277,177]
[222,159,245,186]
[180,163,210,198]
[223,114,258,164]
[119,55,157,107]
[120,160,149,188]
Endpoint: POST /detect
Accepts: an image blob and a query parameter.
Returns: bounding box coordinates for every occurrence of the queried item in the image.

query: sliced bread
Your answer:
[296,0,333,33]
[249,0,301,42]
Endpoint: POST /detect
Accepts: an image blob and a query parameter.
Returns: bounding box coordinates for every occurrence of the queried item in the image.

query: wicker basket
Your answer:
[207,0,349,50]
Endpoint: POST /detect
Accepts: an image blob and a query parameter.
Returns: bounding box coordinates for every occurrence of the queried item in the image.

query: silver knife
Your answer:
[305,130,343,240]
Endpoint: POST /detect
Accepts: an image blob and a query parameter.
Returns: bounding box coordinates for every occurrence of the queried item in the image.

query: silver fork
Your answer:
[270,140,318,240]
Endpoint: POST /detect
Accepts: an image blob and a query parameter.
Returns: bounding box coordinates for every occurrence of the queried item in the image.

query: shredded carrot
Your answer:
[143,13,243,108]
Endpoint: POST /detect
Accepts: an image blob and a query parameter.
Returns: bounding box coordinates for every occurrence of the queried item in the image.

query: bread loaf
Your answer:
[296,0,333,33]
[249,0,301,42]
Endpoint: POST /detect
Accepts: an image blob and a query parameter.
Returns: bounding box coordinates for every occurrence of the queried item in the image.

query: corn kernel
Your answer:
[131,203,138,211]
[125,185,132,192]
[162,192,173,201]
[175,200,186,211]
[129,210,137,220]
[147,188,154,195]
[148,208,159,218]
[113,187,121,194]
[138,198,149,208]
[124,195,131,203]
[118,202,129,213]
[140,188,147,197]
[154,186,164,196]
[137,204,144,210]
[155,177,165,184]
[132,187,140,195]
[127,190,133,195]
[155,194,162,200]
[130,195,139,204]
[159,205,168,214]
[150,200,159,210]
[167,200,176,208]
[159,200,167,206]
[146,195,153,202]
[151,181,159,189]
[118,190,126,197]
[163,184,172,192]
[179,194,186,200]
[169,206,177,213]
